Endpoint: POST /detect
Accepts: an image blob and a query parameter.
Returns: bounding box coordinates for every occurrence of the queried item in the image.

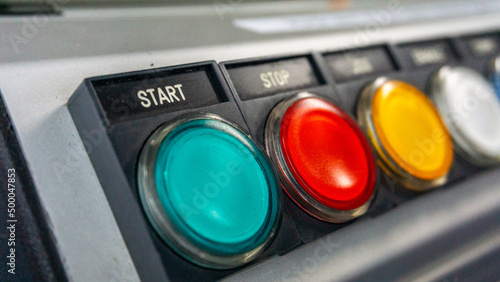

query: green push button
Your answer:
[138,114,280,269]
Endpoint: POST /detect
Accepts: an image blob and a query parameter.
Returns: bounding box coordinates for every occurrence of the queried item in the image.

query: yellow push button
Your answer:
[358,78,453,191]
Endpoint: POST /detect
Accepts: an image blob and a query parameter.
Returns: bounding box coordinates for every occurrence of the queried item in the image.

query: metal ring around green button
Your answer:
[137,113,282,269]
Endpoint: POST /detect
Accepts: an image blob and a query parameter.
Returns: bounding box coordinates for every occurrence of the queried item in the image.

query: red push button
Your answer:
[265,93,376,223]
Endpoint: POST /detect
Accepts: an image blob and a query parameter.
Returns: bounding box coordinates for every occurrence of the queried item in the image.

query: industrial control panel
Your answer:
[66,32,500,281]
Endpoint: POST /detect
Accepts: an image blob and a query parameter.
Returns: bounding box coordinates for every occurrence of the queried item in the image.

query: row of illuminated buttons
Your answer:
[138,57,500,270]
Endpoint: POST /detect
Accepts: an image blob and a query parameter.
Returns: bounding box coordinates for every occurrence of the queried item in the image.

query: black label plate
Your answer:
[464,35,500,57]
[398,40,457,68]
[92,64,224,122]
[226,56,322,100]
[324,47,396,82]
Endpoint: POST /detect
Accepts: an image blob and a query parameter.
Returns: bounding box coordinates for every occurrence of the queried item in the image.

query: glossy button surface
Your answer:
[281,98,374,210]
[156,121,270,247]
[372,81,453,179]
[138,115,280,269]
[266,93,376,223]
[358,79,453,190]
[430,66,500,165]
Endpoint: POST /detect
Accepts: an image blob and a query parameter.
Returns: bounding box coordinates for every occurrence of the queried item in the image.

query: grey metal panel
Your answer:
[1,1,500,63]
[223,167,500,281]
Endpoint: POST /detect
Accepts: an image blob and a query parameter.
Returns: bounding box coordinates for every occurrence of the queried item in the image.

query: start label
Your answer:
[91,65,223,122]
[136,84,186,108]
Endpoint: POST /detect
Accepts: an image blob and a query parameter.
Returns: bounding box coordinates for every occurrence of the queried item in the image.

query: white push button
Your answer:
[429,66,500,165]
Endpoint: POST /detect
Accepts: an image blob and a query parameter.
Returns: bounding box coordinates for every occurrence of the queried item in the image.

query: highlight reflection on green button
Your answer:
[138,115,280,269]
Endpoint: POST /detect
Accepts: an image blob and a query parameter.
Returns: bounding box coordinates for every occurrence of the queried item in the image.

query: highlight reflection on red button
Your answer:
[265,93,376,223]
